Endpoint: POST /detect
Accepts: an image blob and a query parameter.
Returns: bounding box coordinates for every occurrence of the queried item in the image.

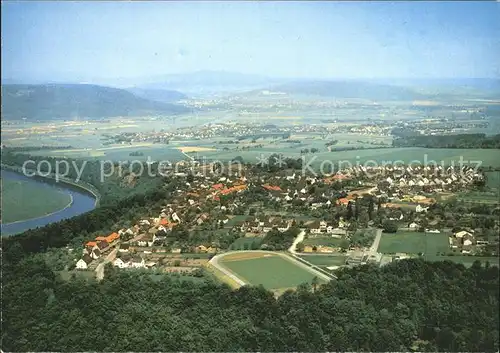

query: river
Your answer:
[1,169,97,236]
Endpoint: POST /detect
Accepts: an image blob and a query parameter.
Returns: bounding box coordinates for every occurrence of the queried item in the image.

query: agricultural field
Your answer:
[457,191,499,205]
[377,231,450,255]
[25,144,188,162]
[218,251,327,290]
[485,171,500,190]
[195,146,500,169]
[1,178,72,223]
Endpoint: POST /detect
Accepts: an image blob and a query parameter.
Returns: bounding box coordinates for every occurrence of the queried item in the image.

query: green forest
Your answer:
[3,253,498,352]
[393,133,500,149]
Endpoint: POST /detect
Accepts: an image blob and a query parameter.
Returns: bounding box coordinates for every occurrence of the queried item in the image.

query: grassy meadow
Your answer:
[377,231,450,255]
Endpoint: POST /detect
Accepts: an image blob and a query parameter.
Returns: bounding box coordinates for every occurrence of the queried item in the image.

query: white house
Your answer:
[130,256,145,268]
[113,257,129,268]
[463,239,473,246]
[76,255,93,270]
[455,230,473,238]
[172,212,181,223]
[409,222,419,229]
[139,219,151,226]
[415,205,428,213]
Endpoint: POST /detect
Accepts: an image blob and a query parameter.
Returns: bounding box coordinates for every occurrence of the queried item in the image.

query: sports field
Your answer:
[219,252,327,290]
[377,231,450,255]
[298,254,347,267]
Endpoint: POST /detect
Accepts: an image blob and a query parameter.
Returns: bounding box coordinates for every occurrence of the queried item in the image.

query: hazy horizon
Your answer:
[2,1,500,84]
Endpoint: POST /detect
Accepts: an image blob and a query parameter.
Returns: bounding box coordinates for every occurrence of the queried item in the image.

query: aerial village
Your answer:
[75,160,496,276]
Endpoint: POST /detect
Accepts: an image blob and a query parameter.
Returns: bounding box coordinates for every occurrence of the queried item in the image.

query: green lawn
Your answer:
[221,253,325,290]
[229,237,262,250]
[378,231,450,255]
[1,178,72,223]
[303,237,345,247]
[299,254,347,267]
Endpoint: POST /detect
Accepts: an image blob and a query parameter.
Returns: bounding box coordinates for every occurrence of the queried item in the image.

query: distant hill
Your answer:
[139,70,290,95]
[1,84,189,120]
[265,80,427,101]
[127,88,188,103]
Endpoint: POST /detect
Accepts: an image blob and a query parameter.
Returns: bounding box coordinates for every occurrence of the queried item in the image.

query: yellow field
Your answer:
[176,146,216,153]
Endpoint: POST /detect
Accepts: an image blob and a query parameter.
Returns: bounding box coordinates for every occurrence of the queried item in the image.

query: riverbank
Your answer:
[1,168,97,236]
[1,164,101,207]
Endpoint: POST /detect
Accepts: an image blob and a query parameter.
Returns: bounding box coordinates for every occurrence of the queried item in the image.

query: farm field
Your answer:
[485,171,500,190]
[25,144,188,162]
[219,251,327,290]
[457,191,499,205]
[298,254,347,267]
[377,231,450,255]
[195,147,500,169]
[1,178,72,223]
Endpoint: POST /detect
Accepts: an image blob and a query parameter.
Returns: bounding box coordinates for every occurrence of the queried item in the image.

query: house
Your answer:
[308,220,322,234]
[426,229,441,234]
[463,238,474,246]
[408,222,419,230]
[171,248,182,254]
[119,243,130,252]
[130,256,145,268]
[337,198,349,206]
[137,233,156,247]
[455,230,473,238]
[415,205,428,213]
[196,213,209,225]
[338,218,350,229]
[303,245,314,253]
[172,212,181,223]
[90,248,101,260]
[139,219,151,226]
[76,254,93,270]
[113,256,130,268]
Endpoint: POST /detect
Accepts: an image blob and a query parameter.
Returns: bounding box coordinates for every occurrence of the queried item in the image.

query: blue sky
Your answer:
[2,1,499,83]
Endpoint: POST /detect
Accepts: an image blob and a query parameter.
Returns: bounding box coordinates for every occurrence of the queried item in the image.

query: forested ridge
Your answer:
[2,254,498,352]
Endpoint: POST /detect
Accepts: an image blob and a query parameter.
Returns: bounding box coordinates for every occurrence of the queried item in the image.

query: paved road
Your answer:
[289,230,305,254]
[95,248,118,281]
[369,229,383,254]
